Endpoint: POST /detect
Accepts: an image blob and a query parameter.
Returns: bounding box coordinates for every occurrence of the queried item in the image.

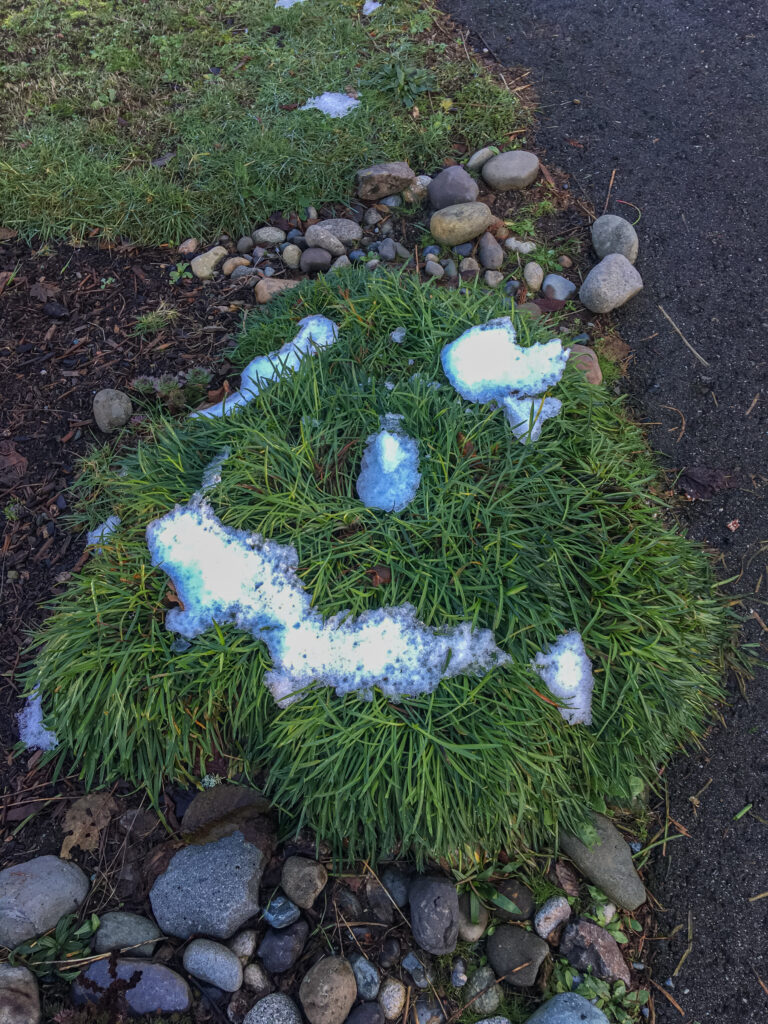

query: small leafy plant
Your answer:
[549,961,649,1024]
[583,885,643,945]
[132,366,212,413]
[9,913,100,981]
[169,262,193,284]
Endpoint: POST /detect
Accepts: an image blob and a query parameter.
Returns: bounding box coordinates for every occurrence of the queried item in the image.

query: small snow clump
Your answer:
[300,93,361,118]
[356,414,421,512]
[86,515,121,552]
[17,689,58,751]
[531,630,594,725]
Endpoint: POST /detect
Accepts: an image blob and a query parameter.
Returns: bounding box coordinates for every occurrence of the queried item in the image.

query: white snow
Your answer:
[390,327,406,344]
[275,0,307,7]
[200,448,231,491]
[531,631,594,725]
[362,0,382,12]
[500,395,563,444]
[300,93,361,118]
[441,317,570,443]
[146,500,508,706]
[356,415,421,512]
[86,515,121,552]
[192,315,339,418]
[17,689,58,751]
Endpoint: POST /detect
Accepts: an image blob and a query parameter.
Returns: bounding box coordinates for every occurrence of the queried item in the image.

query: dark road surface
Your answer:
[439,2,768,1021]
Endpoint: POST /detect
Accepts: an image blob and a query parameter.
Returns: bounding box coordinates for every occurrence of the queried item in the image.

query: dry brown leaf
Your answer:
[0,227,18,241]
[29,280,61,302]
[60,792,117,859]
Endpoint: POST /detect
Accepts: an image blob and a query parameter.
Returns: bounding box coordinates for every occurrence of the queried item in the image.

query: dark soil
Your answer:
[438,2,768,1021]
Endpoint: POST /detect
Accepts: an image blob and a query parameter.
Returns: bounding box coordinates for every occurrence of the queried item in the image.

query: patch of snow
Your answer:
[86,515,121,552]
[531,630,594,725]
[500,395,563,444]
[300,93,361,118]
[147,500,508,706]
[441,317,568,402]
[390,327,406,344]
[192,315,339,418]
[17,689,58,751]
[356,415,421,512]
[200,447,231,492]
[362,0,382,13]
[275,0,307,6]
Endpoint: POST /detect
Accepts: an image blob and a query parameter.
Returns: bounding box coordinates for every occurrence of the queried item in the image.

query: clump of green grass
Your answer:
[26,270,736,862]
[130,302,180,338]
[0,0,528,245]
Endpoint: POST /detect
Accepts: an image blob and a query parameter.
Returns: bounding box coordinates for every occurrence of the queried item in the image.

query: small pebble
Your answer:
[422,245,441,259]
[424,260,444,279]
[263,894,301,930]
[379,195,402,208]
[523,261,544,292]
[458,257,479,274]
[452,242,474,257]
[484,270,504,288]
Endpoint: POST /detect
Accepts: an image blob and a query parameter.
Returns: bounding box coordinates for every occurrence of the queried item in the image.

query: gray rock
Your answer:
[299,956,357,1024]
[300,247,333,273]
[149,831,265,940]
[409,876,459,955]
[243,961,273,997]
[364,208,383,227]
[451,957,468,987]
[560,813,646,910]
[467,146,499,171]
[244,993,302,1024]
[402,951,431,988]
[229,928,257,961]
[237,236,254,254]
[304,225,347,256]
[347,1003,384,1024]
[424,260,444,279]
[457,892,488,941]
[478,232,504,270]
[452,242,474,257]
[525,993,609,1024]
[414,998,444,1024]
[0,965,40,1024]
[523,262,544,293]
[183,938,243,992]
[349,249,366,263]
[252,226,287,246]
[542,274,577,301]
[281,856,328,909]
[93,388,132,433]
[493,878,535,921]
[579,255,643,314]
[459,257,479,274]
[484,270,504,288]
[356,163,415,200]
[559,918,630,985]
[305,206,318,221]
[282,243,302,269]
[93,911,160,957]
[314,218,363,245]
[379,195,402,208]
[476,1019,512,1024]
[505,238,537,255]
[591,215,639,264]
[378,977,406,1020]
[486,925,549,987]
[258,919,309,973]
[428,166,479,210]
[505,279,520,296]
[366,259,381,271]
[378,935,400,968]
[231,265,259,280]
[191,245,228,279]
[264,893,301,929]
[365,878,394,925]
[430,203,493,246]
[72,959,191,1014]
[481,150,540,191]
[350,954,380,1000]
[378,238,397,261]
[334,885,363,920]
[422,245,442,259]
[442,259,458,280]
[534,896,572,939]
[464,965,499,1015]
[331,253,352,272]
[0,855,89,949]
[394,241,411,260]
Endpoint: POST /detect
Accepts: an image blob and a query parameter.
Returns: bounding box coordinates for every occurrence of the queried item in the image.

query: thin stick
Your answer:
[658,305,711,367]
[650,979,685,1015]
[602,168,617,213]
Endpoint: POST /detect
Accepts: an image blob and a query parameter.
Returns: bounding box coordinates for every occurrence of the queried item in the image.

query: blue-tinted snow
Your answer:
[300,93,361,118]
[17,689,58,751]
[200,447,232,492]
[86,515,121,552]
[192,315,339,418]
[356,414,421,512]
[531,631,594,725]
[500,395,563,443]
[146,500,508,706]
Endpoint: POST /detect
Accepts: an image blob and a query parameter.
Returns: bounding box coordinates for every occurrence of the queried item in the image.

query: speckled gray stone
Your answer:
[183,937,243,991]
[149,831,265,940]
[244,993,302,1024]
[525,993,609,1023]
[93,388,132,433]
[481,150,540,191]
[560,813,646,911]
[93,911,160,957]
[0,965,40,1024]
[409,876,459,955]
[0,856,89,949]
[486,925,549,987]
[579,255,643,314]
[463,965,499,1014]
[591,215,639,264]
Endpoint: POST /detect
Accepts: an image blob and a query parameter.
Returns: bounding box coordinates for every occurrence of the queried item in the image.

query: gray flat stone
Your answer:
[579,254,643,313]
[525,992,609,1023]
[304,225,347,256]
[560,813,646,910]
[591,214,639,264]
[312,218,363,245]
[183,937,243,991]
[542,274,577,301]
[463,965,499,1014]
[486,925,549,987]
[72,959,191,1015]
[467,146,499,171]
[409,876,458,955]
[481,150,540,190]
[149,830,265,940]
[478,231,504,270]
[428,166,479,210]
[0,856,89,948]
[0,965,40,1024]
[355,162,415,200]
[93,911,160,957]
[252,226,287,246]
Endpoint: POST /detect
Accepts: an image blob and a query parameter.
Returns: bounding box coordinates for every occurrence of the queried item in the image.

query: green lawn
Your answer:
[0,0,527,244]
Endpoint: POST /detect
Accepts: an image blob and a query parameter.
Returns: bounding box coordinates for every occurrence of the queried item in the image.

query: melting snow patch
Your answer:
[86,515,121,552]
[275,0,307,6]
[441,317,569,443]
[362,0,382,12]
[147,500,508,706]
[17,689,58,751]
[200,447,232,492]
[531,631,594,725]
[390,327,406,344]
[357,414,421,512]
[300,93,361,118]
[192,315,339,418]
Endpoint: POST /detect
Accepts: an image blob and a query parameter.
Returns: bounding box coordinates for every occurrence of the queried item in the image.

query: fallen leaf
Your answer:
[0,227,18,241]
[60,792,117,859]
[29,280,61,302]
[0,441,28,486]
[554,858,581,898]
[367,565,391,587]
[678,466,730,501]
[151,151,176,168]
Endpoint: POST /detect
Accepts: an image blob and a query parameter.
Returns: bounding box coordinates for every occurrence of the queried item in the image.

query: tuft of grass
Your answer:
[0,0,528,245]
[130,302,180,338]
[26,270,738,863]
